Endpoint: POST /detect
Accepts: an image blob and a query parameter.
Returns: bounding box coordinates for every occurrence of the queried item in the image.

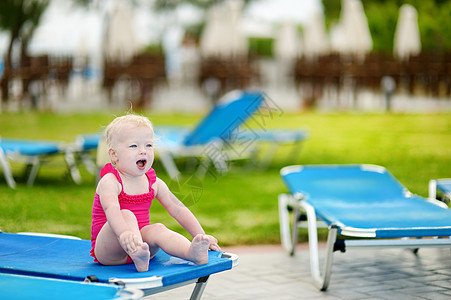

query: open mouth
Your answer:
[136,159,147,169]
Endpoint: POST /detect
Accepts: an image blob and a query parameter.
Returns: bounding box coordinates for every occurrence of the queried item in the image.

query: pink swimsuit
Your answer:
[90,163,156,262]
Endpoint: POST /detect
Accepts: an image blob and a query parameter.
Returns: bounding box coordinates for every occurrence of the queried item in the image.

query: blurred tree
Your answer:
[322,0,451,53]
[0,0,49,103]
[364,1,398,53]
[152,0,255,42]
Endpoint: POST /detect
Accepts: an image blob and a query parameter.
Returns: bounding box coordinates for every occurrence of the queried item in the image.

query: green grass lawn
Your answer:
[0,111,450,246]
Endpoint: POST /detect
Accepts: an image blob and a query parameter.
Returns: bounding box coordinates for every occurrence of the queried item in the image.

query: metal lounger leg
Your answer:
[429,179,437,200]
[259,143,278,168]
[26,157,40,186]
[287,140,304,163]
[64,150,82,184]
[158,150,181,179]
[0,148,16,188]
[301,201,337,291]
[278,194,292,253]
[204,140,228,175]
[190,276,209,300]
[279,193,307,256]
[195,156,212,178]
[290,203,300,256]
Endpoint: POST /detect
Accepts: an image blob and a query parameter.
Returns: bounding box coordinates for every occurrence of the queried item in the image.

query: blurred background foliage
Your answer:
[323,0,451,53]
[1,0,451,61]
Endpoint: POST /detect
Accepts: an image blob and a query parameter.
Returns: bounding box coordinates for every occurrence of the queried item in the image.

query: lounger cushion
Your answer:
[0,233,232,288]
[0,139,60,156]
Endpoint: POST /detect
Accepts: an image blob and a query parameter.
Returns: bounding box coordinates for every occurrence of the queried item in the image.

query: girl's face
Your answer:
[109,124,154,177]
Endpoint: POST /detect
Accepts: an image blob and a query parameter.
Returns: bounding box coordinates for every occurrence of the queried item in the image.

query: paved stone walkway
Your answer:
[147,244,451,300]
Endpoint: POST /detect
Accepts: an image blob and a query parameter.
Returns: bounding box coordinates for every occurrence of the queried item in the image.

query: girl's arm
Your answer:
[154,178,220,250]
[97,174,141,253]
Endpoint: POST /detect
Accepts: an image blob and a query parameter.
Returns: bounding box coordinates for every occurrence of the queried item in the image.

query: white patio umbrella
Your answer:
[200,0,248,58]
[103,1,141,64]
[199,5,225,57]
[302,10,329,59]
[393,4,421,61]
[273,21,302,61]
[330,0,372,59]
[74,33,89,70]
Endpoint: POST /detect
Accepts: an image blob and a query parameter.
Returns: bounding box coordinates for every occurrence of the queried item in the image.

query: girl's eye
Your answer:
[146,144,153,148]
[129,145,137,148]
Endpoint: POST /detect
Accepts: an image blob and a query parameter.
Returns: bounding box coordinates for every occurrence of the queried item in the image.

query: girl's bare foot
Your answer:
[129,243,151,272]
[188,234,210,265]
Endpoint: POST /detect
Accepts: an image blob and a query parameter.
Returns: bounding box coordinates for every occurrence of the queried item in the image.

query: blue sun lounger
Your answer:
[0,232,237,299]
[156,90,264,178]
[278,164,451,291]
[429,178,451,205]
[0,138,81,188]
[0,273,143,300]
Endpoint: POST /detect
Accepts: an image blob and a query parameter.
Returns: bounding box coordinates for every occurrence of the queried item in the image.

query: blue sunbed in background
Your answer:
[0,138,81,188]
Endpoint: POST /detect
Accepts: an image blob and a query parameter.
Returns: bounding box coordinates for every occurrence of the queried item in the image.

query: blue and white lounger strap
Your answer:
[279,164,451,291]
[0,232,238,299]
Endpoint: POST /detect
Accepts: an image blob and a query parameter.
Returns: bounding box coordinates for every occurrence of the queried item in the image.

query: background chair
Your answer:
[0,138,81,188]
[155,90,265,178]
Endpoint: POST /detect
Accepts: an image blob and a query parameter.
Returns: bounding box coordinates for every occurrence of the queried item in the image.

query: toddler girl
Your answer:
[90,114,220,272]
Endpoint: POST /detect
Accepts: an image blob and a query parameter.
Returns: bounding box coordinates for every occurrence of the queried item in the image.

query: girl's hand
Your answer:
[119,231,141,254]
[204,234,221,251]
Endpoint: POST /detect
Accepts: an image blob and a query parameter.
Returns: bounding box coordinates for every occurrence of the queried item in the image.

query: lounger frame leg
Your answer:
[0,148,16,188]
[259,143,279,168]
[287,139,304,163]
[64,150,82,184]
[159,151,181,179]
[26,157,40,186]
[190,276,209,300]
[278,194,295,254]
[301,201,337,291]
[195,155,212,178]
[290,203,300,256]
[429,179,437,200]
[279,193,328,256]
[204,140,229,175]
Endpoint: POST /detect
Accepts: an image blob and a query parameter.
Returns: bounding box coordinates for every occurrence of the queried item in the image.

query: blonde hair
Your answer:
[104,114,154,149]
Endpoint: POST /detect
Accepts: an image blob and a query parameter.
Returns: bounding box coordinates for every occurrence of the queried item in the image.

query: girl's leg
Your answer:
[95,209,150,272]
[141,223,209,265]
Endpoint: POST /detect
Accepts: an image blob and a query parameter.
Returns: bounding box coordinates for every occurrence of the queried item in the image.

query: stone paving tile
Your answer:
[145,245,451,299]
